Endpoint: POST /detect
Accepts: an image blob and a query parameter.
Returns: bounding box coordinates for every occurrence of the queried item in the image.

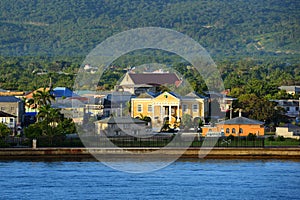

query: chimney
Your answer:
[239,109,242,117]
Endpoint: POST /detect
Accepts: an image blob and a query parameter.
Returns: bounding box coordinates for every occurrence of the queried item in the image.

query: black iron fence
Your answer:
[22,135,265,148]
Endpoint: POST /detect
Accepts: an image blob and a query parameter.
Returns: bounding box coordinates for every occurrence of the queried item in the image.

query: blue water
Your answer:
[1,159,300,200]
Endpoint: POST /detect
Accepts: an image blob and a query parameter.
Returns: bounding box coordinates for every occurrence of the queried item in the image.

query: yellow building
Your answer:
[181,92,209,122]
[131,91,208,131]
[202,116,265,137]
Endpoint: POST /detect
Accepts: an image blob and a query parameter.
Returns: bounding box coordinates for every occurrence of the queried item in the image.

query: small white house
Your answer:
[272,99,299,118]
[0,111,16,134]
[276,124,300,139]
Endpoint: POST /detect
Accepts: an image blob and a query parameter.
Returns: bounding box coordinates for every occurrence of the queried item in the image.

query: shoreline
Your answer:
[0,147,300,160]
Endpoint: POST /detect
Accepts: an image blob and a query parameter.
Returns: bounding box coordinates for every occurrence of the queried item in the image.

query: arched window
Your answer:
[226,128,230,133]
[232,128,236,134]
[239,128,243,134]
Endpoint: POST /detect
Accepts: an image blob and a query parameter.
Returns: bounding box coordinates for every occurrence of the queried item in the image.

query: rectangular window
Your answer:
[137,104,142,112]
[192,104,198,112]
[182,104,188,113]
[148,105,152,112]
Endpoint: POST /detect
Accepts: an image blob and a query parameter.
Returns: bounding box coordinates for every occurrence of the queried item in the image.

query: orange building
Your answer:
[202,117,265,137]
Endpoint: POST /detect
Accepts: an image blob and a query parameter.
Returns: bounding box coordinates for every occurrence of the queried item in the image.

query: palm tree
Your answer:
[26,87,55,109]
[37,105,62,125]
[37,105,62,138]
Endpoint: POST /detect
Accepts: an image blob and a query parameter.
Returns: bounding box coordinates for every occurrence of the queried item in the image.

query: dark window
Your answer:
[239,128,243,134]
[232,128,236,134]
[226,128,230,133]
[137,104,142,112]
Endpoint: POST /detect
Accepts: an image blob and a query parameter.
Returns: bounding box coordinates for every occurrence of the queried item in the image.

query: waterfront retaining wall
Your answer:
[0,147,300,159]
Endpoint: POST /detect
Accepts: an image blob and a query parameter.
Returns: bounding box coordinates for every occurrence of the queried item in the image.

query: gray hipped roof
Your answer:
[217,117,264,125]
[128,73,180,85]
[97,116,147,124]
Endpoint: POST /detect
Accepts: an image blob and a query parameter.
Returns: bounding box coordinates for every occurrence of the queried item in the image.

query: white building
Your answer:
[276,124,300,139]
[272,99,299,118]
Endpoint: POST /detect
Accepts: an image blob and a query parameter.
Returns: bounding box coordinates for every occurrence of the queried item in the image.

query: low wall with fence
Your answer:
[0,147,300,159]
[2,135,266,148]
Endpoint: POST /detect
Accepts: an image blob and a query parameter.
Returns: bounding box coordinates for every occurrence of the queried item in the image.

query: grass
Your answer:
[265,138,300,147]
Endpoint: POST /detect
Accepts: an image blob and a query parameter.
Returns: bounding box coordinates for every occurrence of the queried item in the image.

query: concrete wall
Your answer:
[1,147,300,159]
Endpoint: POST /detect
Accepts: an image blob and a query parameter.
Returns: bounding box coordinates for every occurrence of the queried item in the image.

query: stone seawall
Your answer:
[0,147,300,159]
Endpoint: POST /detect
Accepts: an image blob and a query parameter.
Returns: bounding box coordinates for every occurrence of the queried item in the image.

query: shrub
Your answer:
[268,136,275,141]
[227,134,235,140]
[0,123,11,138]
[276,136,285,141]
[247,133,257,140]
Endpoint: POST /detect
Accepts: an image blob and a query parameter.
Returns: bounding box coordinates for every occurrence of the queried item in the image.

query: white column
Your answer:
[160,105,163,122]
[169,105,171,122]
[177,104,180,121]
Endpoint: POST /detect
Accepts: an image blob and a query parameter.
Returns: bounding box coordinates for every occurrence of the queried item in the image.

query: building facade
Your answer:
[131,91,208,131]
[0,111,16,133]
[95,116,149,136]
[272,99,299,118]
[202,117,265,137]
[0,96,24,125]
[278,86,300,95]
[276,124,300,139]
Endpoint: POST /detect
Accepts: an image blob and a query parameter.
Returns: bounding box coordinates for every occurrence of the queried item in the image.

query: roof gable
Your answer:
[154,91,180,102]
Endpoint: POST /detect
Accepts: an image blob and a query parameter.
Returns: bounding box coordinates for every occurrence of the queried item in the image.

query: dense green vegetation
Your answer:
[0,0,299,127]
[0,0,299,62]
[0,0,299,92]
[24,88,76,140]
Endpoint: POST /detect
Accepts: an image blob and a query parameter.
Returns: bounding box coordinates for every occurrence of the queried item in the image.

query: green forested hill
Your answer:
[0,0,299,62]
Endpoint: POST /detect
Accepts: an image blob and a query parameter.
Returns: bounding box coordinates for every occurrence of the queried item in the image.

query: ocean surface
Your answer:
[0,159,300,200]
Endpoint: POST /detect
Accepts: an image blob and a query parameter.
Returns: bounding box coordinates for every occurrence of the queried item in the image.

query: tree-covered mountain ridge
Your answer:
[0,0,299,62]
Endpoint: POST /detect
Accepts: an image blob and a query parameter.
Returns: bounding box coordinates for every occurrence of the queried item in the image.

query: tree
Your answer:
[36,105,63,137]
[0,123,11,138]
[37,105,62,125]
[236,94,284,125]
[26,87,55,109]
[182,114,192,130]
